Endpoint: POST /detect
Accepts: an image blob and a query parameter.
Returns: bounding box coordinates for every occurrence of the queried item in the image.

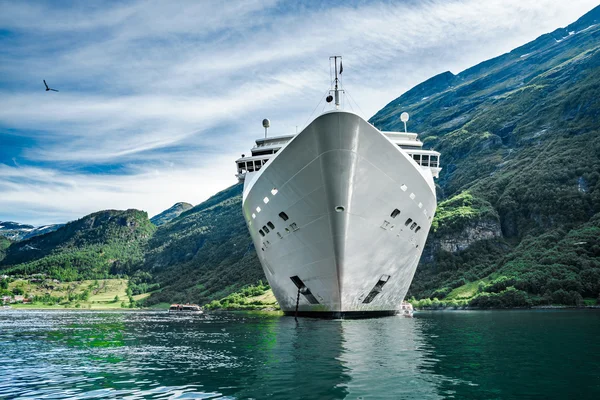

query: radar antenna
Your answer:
[262,118,270,138]
[400,112,409,133]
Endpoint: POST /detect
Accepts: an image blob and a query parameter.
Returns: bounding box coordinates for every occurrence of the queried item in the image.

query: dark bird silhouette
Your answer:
[43,80,59,92]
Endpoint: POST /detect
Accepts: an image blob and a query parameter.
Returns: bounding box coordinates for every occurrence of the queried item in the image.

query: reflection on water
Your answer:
[1,310,599,399]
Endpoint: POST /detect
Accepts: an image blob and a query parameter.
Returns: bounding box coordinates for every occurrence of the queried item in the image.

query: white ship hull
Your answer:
[242,110,437,317]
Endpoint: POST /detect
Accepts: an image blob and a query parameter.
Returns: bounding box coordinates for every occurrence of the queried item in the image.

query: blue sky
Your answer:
[0,0,597,226]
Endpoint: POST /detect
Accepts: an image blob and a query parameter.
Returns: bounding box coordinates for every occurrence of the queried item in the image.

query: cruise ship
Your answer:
[235,57,441,318]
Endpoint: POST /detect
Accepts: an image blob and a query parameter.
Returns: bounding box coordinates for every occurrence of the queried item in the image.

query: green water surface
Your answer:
[0,310,598,399]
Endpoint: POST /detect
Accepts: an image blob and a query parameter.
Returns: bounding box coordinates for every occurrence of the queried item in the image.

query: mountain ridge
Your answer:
[150,202,193,226]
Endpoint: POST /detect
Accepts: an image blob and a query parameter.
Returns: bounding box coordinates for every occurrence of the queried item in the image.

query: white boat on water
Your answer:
[400,302,414,318]
[235,57,440,318]
[168,304,203,313]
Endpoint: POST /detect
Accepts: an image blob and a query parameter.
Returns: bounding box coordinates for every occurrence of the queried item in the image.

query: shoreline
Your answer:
[414,305,600,311]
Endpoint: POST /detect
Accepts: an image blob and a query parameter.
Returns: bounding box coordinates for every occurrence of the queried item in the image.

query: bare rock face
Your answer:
[438,220,503,253]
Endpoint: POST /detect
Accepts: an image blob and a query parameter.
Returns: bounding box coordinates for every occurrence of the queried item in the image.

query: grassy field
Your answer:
[6,278,135,309]
[445,278,491,300]
[246,289,278,307]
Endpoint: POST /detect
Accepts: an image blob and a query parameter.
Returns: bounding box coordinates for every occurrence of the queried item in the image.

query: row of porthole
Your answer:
[389,208,421,233]
[261,218,298,252]
[258,221,275,237]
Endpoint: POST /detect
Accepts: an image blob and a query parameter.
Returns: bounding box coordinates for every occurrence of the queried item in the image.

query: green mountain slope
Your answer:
[141,184,263,306]
[0,210,156,281]
[150,202,193,226]
[0,236,10,262]
[371,6,600,304]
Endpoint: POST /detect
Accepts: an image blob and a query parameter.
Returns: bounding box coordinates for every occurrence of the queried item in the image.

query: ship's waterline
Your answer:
[236,110,440,316]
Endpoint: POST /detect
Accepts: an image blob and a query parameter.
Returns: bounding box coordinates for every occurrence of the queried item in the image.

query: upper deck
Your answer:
[235,123,441,180]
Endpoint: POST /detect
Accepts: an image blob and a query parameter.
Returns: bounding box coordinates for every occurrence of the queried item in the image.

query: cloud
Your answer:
[0,0,598,225]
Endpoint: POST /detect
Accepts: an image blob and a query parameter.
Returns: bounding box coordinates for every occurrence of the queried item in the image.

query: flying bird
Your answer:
[43,80,59,92]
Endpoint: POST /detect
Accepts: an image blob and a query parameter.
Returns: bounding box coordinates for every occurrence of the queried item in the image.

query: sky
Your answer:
[0,0,598,226]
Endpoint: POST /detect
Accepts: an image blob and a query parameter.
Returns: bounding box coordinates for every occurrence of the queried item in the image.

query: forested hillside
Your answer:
[371,6,600,305]
[0,236,10,262]
[150,202,193,226]
[0,210,155,281]
[140,184,263,306]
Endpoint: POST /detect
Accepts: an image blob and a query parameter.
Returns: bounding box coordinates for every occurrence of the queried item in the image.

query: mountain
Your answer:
[0,209,156,281]
[0,221,64,241]
[0,236,10,263]
[371,6,600,305]
[140,184,263,306]
[150,202,193,226]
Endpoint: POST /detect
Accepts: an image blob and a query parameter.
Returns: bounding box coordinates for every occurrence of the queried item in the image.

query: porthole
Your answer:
[256,206,261,213]
[335,206,345,213]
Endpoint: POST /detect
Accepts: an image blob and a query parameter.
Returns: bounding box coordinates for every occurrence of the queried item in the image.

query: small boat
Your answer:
[168,304,203,313]
[400,302,413,318]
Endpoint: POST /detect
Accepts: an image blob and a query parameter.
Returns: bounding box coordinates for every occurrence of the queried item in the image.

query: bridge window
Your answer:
[422,155,429,167]
[430,156,439,167]
[413,154,421,164]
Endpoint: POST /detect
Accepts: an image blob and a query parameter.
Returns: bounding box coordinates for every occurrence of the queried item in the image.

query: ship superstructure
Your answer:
[235,57,440,318]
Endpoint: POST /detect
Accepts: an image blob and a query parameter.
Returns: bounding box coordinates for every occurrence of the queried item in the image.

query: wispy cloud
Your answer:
[0,0,597,225]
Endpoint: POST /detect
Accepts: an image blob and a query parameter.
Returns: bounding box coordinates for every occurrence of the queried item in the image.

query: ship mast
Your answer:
[329,55,343,109]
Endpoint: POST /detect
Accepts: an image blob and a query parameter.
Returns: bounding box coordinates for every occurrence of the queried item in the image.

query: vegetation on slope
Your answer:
[373,7,600,305]
[204,282,279,311]
[0,236,10,262]
[1,278,142,309]
[150,202,193,226]
[0,210,156,281]
[139,184,264,306]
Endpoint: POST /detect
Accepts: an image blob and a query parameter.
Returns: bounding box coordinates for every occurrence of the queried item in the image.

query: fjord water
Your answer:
[1,310,599,399]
